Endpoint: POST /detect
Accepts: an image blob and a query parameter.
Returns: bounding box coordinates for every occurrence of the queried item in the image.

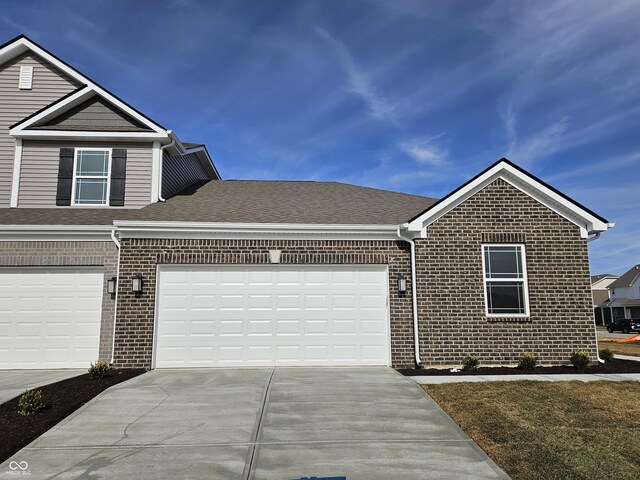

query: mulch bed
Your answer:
[0,368,145,463]
[399,358,640,376]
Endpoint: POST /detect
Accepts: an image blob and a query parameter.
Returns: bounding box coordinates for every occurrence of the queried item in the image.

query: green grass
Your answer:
[423,381,640,480]
[599,340,640,357]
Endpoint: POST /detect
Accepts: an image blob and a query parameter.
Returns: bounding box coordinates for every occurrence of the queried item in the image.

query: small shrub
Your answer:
[599,348,614,362]
[18,389,45,416]
[570,350,591,371]
[462,355,480,371]
[518,352,538,370]
[88,359,111,379]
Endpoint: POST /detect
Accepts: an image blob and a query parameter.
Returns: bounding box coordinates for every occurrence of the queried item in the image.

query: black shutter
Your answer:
[109,149,127,206]
[56,148,74,206]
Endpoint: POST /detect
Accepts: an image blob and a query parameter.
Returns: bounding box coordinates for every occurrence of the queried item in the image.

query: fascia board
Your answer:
[186,146,220,180]
[113,221,400,240]
[407,161,610,235]
[4,37,166,135]
[12,130,168,140]
[0,224,113,242]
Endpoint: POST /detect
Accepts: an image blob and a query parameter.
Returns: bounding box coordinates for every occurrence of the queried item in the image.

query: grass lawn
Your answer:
[424,381,640,480]
[599,340,640,357]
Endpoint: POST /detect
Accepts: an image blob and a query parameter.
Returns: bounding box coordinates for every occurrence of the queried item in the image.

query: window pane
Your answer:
[484,246,522,279]
[77,150,109,176]
[75,179,107,205]
[486,282,525,314]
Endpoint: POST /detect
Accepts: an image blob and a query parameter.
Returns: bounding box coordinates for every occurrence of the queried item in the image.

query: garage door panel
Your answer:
[155,265,389,367]
[0,268,103,369]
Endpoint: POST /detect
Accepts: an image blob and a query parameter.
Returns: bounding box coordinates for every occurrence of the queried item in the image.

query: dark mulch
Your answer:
[399,358,640,376]
[0,369,145,463]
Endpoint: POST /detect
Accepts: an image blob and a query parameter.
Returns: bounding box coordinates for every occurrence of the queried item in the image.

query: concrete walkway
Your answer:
[1,367,509,480]
[0,369,85,404]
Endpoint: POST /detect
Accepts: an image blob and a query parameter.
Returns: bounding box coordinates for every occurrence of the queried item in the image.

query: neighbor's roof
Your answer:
[608,265,640,289]
[608,298,640,307]
[0,180,437,226]
[591,274,618,285]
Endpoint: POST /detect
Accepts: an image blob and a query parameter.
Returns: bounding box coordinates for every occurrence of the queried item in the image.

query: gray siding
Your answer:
[0,53,81,207]
[162,151,210,198]
[32,95,152,132]
[19,141,153,208]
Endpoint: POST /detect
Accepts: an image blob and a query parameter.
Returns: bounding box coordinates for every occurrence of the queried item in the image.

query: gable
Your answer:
[0,51,81,93]
[406,159,612,238]
[29,95,153,132]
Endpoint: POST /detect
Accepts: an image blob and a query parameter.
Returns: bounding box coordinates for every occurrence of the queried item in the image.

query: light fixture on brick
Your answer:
[397,274,407,293]
[132,274,143,297]
[107,277,117,295]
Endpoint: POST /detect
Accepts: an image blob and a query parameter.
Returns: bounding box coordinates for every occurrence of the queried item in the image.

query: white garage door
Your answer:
[0,268,103,369]
[155,265,390,367]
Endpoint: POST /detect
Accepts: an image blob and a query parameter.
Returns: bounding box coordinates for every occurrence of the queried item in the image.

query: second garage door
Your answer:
[155,265,390,367]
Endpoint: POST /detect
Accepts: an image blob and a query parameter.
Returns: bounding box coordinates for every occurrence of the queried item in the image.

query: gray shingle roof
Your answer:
[609,265,640,288]
[0,180,437,226]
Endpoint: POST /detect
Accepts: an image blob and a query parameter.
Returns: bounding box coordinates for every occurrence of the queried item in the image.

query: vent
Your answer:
[19,66,33,90]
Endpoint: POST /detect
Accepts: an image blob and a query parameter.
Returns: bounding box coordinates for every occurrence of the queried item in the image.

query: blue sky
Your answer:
[2,0,639,275]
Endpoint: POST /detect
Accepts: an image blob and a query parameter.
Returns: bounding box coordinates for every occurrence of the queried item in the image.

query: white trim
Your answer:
[1,37,167,135]
[481,243,530,318]
[150,141,161,203]
[407,161,611,236]
[9,138,23,208]
[12,130,167,140]
[71,148,112,206]
[0,225,113,242]
[113,221,401,240]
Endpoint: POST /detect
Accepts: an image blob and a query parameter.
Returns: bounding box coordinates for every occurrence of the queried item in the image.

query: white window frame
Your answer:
[481,243,530,317]
[71,148,112,206]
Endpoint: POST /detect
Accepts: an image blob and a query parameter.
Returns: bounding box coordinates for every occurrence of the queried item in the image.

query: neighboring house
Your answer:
[0,35,614,370]
[607,265,640,319]
[591,274,618,325]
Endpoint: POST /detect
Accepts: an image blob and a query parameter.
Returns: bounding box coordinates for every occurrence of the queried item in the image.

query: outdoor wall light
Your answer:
[107,277,117,295]
[132,274,144,297]
[397,274,407,293]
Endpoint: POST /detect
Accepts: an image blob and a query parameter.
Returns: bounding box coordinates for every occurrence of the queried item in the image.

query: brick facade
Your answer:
[0,241,118,359]
[113,239,414,368]
[415,178,597,366]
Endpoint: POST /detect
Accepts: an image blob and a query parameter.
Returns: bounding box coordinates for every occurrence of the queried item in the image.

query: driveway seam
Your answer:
[242,367,275,480]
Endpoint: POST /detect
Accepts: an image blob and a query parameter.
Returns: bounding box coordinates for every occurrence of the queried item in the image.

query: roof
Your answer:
[609,265,640,289]
[608,298,640,307]
[406,158,611,236]
[591,274,618,285]
[0,180,437,226]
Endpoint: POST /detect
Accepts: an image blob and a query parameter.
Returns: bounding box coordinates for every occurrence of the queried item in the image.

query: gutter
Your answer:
[586,229,606,363]
[158,131,177,202]
[397,224,422,367]
[110,227,121,365]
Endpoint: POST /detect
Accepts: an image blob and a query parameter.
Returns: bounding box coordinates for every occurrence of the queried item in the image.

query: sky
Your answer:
[1,0,639,275]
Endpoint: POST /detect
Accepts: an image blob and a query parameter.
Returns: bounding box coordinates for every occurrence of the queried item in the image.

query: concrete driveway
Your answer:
[1,368,508,479]
[0,369,84,405]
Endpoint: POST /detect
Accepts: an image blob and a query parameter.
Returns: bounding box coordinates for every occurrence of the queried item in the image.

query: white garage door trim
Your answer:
[153,264,391,368]
[0,266,104,369]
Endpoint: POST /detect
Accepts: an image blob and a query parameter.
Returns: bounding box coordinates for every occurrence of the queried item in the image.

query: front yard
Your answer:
[599,340,640,357]
[424,381,640,480]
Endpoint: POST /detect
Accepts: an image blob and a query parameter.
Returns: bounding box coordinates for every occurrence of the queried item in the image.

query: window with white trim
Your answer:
[482,244,529,316]
[72,149,111,205]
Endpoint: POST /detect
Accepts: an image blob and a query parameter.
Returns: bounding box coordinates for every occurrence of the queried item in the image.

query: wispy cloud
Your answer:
[398,135,448,166]
[504,115,570,168]
[316,27,398,122]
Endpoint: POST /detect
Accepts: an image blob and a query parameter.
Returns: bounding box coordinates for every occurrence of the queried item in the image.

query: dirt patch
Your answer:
[399,358,640,376]
[0,369,145,463]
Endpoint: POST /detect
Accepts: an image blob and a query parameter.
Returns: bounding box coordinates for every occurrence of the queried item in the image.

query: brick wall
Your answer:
[415,178,597,367]
[113,239,414,368]
[0,241,118,359]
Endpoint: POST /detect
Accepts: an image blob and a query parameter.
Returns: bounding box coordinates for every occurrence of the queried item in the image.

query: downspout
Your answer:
[587,230,605,363]
[110,227,121,365]
[158,132,176,202]
[397,225,422,367]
